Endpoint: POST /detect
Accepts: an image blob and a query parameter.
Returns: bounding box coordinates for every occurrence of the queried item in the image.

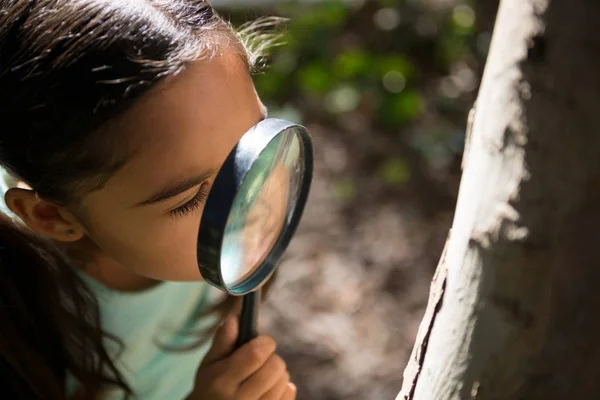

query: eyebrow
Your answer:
[134,168,217,207]
[135,106,269,207]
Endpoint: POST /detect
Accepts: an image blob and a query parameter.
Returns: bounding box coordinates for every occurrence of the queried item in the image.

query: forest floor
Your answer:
[260,121,456,400]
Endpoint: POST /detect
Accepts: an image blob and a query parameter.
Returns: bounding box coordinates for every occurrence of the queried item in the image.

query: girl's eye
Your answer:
[168,182,210,218]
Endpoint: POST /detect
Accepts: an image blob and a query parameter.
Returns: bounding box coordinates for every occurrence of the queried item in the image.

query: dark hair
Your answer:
[0,1,279,398]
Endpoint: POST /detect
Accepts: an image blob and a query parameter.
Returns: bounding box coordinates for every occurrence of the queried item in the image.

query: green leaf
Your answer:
[254,71,288,98]
[379,158,411,187]
[297,62,333,95]
[451,5,475,34]
[377,55,416,81]
[334,50,372,80]
[379,90,423,127]
[291,1,349,29]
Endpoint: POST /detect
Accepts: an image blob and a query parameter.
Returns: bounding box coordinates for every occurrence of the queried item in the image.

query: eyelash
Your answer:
[168,183,210,218]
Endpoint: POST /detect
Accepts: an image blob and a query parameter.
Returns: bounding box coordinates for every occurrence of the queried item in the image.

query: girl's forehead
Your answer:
[84,51,265,207]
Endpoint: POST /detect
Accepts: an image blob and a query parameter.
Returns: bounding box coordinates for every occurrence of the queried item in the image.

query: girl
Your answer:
[0,1,296,399]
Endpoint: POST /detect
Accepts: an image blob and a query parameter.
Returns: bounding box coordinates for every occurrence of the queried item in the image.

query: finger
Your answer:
[223,335,277,382]
[201,315,238,366]
[258,373,290,400]
[282,383,297,400]
[231,297,243,317]
[236,354,287,398]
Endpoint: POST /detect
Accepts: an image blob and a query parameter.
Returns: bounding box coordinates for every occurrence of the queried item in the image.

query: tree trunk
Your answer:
[397,0,600,399]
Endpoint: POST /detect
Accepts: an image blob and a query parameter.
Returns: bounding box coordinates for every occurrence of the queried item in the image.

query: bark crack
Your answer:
[462,102,477,171]
[402,234,449,400]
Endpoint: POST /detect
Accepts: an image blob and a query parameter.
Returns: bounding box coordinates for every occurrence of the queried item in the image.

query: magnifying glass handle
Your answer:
[236,290,260,348]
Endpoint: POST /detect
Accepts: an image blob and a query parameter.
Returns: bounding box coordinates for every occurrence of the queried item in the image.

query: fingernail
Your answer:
[287,382,297,392]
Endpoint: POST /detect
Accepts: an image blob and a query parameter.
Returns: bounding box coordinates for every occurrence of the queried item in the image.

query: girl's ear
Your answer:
[4,188,85,242]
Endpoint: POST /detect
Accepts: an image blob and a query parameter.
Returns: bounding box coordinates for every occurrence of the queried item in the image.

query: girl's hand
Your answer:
[187,316,297,400]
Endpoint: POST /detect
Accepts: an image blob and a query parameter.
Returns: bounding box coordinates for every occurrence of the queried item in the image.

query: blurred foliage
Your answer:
[224,0,488,200]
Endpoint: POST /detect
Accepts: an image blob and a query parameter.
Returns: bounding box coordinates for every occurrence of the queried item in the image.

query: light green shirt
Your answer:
[67,275,215,399]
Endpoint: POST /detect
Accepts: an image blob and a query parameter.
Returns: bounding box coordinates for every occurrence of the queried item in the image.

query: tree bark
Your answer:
[397,0,600,399]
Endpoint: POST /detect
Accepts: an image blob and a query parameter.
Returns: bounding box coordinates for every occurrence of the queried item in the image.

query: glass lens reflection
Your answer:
[221,131,303,289]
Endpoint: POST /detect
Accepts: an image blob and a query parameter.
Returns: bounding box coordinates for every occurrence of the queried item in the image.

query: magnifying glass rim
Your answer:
[197,118,313,295]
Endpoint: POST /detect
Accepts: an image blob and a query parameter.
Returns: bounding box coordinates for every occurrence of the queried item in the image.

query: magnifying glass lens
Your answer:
[220,131,303,289]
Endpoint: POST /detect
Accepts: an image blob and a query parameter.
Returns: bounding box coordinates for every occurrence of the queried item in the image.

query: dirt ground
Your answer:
[260,122,456,400]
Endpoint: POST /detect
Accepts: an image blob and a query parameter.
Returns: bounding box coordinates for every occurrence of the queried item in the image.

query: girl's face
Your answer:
[79,50,267,282]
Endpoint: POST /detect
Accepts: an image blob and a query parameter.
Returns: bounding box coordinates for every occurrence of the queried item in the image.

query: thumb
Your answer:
[201,315,238,366]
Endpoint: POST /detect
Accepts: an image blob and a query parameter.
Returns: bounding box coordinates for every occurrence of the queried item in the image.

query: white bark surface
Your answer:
[398,0,600,398]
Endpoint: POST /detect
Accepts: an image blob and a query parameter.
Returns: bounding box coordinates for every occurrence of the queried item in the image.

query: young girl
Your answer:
[0,1,296,399]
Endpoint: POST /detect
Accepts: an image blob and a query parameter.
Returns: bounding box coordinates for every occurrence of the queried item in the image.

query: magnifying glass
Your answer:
[197,118,313,348]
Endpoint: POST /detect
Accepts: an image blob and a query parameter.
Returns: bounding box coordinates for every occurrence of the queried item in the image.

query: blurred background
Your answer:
[212,0,499,399]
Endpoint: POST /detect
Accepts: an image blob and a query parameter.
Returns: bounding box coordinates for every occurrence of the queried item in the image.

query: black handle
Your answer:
[236,290,260,348]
